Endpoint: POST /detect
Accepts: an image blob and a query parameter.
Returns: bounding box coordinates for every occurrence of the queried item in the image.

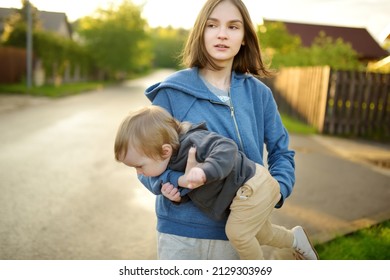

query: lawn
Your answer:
[0,82,108,98]
[280,113,317,135]
[315,220,390,260]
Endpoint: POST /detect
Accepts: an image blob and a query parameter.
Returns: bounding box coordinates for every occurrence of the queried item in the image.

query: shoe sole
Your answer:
[301,227,320,260]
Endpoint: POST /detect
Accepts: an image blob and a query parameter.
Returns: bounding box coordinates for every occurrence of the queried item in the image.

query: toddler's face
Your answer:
[121,146,170,177]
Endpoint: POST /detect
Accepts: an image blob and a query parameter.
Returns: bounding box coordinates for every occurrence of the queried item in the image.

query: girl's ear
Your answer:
[161,144,173,159]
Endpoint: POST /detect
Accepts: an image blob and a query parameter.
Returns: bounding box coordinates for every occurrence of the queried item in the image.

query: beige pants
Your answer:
[225,164,294,260]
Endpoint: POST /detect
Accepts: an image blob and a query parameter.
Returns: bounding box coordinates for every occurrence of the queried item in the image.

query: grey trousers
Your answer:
[157,232,239,260]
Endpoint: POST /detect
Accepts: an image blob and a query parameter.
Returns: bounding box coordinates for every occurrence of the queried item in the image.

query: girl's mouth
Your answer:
[214,44,229,49]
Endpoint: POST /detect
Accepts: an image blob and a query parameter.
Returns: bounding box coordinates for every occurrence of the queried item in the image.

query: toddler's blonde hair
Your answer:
[114,105,191,161]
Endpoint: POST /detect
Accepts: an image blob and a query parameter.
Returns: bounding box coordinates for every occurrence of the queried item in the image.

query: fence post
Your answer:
[26,0,33,91]
[317,66,331,133]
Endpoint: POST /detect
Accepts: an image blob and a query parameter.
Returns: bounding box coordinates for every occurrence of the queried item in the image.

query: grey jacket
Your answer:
[169,123,256,220]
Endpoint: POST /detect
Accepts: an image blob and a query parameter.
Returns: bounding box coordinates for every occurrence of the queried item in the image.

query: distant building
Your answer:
[0,7,76,85]
[38,10,72,39]
[0,7,72,39]
[264,20,388,62]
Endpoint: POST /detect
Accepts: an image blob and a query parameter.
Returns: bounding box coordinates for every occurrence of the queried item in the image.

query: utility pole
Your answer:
[26,0,33,92]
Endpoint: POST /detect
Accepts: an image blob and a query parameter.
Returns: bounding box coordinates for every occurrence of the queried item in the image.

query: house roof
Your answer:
[0,7,15,28]
[0,7,14,18]
[38,10,72,38]
[0,7,16,35]
[0,7,72,39]
[265,20,388,60]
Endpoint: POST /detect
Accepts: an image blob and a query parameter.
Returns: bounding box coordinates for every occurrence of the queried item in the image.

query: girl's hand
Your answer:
[186,167,206,189]
[179,146,201,188]
[185,146,198,172]
[161,182,181,202]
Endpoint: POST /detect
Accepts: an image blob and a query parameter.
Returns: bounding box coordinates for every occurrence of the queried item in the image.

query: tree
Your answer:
[1,0,41,44]
[308,31,361,70]
[2,1,95,85]
[77,0,151,79]
[257,21,302,68]
[150,26,188,69]
[258,22,363,70]
[258,22,301,55]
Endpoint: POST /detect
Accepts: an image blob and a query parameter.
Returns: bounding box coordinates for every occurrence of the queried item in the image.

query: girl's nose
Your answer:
[217,27,228,40]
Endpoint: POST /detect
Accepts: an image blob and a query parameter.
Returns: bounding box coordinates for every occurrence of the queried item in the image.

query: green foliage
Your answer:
[150,27,188,69]
[34,31,94,79]
[0,0,40,43]
[280,113,317,135]
[315,220,390,260]
[2,0,95,84]
[2,24,27,47]
[4,25,95,81]
[0,82,107,97]
[258,22,302,68]
[258,22,364,70]
[76,0,152,78]
[258,22,301,55]
[308,32,362,70]
[16,0,40,26]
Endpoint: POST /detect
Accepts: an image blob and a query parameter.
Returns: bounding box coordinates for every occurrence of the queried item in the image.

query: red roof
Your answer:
[266,20,388,60]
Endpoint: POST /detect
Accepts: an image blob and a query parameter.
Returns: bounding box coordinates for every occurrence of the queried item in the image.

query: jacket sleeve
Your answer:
[138,169,182,195]
[263,88,296,208]
[192,133,238,184]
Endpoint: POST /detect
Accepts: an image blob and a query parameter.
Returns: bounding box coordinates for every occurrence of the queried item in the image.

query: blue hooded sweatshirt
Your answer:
[141,67,295,240]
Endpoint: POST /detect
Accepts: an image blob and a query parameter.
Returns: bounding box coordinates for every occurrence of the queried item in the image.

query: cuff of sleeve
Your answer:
[276,184,288,208]
[166,170,181,188]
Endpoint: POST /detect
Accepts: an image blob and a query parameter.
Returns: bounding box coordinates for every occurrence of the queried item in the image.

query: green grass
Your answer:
[315,220,390,260]
[280,113,317,135]
[0,82,110,98]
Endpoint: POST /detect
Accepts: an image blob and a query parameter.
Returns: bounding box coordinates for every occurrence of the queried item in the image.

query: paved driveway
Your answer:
[0,70,174,259]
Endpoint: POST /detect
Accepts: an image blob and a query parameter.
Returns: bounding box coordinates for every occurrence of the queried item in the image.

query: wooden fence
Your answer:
[267,66,390,140]
[0,47,88,85]
[0,47,29,84]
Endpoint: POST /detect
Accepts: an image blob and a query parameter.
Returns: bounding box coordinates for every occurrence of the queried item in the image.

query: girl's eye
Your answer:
[206,21,217,28]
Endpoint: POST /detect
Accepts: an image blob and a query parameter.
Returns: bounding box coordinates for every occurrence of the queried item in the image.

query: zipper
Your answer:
[227,89,244,151]
[208,90,244,151]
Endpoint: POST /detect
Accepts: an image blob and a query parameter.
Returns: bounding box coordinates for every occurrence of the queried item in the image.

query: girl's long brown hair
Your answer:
[181,0,271,78]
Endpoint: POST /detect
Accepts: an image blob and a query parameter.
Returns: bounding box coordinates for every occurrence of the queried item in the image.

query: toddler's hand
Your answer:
[161,182,181,202]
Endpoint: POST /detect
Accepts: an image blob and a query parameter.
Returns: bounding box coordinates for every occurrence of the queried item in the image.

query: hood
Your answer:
[145,67,250,102]
[177,122,208,154]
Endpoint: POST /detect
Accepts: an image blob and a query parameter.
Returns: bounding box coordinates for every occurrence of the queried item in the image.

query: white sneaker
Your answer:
[292,226,319,260]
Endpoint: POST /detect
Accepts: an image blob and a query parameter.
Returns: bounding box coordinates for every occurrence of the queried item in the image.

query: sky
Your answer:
[2,0,390,42]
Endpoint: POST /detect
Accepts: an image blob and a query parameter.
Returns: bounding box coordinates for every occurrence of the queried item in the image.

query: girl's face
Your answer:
[203,1,245,68]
